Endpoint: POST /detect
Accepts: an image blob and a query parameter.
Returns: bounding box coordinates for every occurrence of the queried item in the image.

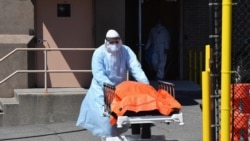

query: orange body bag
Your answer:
[109,81,181,125]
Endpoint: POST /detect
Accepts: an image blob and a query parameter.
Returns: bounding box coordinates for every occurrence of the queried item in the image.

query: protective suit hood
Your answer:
[106,29,120,40]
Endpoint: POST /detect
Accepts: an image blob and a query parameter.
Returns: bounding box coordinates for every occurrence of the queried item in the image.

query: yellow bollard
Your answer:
[200,50,203,84]
[221,0,232,140]
[202,45,211,141]
[194,51,197,83]
[189,49,192,81]
[202,71,211,141]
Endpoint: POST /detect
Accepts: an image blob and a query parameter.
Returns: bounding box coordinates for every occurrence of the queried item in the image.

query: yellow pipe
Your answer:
[221,0,232,140]
[194,51,197,83]
[189,50,192,81]
[202,71,211,141]
[205,45,210,72]
[200,51,202,84]
[202,45,211,141]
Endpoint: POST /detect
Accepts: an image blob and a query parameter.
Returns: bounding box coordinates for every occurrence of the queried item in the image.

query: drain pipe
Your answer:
[220,0,232,140]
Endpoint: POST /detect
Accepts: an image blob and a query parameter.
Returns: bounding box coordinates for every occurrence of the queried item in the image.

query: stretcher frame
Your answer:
[103,80,184,140]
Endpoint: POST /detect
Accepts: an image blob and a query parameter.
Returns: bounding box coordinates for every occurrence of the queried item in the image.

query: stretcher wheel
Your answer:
[141,124,152,139]
[131,124,140,135]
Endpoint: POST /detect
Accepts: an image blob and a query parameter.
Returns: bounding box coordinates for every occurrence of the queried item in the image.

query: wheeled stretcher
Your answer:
[103,81,184,140]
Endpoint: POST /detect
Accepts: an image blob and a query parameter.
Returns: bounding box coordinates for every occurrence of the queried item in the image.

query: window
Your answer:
[57,4,71,17]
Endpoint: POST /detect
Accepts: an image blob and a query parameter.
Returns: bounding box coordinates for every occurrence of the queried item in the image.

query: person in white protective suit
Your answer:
[76,29,149,139]
[145,22,170,80]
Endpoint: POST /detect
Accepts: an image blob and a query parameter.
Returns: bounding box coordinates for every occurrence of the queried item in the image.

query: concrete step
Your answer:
[0,88,87,127]
[0,104,3,126]
[0,103,3,113]
[0,97,19,126]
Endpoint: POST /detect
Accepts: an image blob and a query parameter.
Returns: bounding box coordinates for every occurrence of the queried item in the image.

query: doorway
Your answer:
[34,0,93,88]
[125,0,180,80]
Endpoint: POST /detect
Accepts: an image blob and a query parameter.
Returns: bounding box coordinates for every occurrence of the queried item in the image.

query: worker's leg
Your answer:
[156,50,167,80]
[151,52,158,74]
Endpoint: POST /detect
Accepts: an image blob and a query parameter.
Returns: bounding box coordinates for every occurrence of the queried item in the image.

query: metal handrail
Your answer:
[0,48,95,92]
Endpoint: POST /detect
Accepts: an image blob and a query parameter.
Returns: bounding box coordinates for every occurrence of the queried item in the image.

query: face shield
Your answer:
[105,30,122,53]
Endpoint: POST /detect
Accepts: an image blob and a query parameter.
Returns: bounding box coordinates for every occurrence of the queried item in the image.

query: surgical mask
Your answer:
[106,44,121,53]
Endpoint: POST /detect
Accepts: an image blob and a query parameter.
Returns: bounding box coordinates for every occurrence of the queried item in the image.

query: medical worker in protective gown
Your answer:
[76,29,149,139]
[145,22,170,80]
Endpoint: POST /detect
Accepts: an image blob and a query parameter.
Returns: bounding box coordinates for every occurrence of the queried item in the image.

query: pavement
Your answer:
[0,80,202,141]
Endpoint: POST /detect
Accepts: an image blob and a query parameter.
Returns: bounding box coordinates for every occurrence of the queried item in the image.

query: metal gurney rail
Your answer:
[103,80,184,139]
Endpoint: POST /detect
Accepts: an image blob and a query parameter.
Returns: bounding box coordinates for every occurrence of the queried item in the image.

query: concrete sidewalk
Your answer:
[0,101,202,141]
[0,80,202,141]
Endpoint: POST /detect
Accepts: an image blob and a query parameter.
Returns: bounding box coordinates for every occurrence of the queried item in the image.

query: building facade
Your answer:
[0,0,209,97]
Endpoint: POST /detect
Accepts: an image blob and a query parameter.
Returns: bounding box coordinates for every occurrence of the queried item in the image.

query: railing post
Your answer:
[44,49,48,93]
